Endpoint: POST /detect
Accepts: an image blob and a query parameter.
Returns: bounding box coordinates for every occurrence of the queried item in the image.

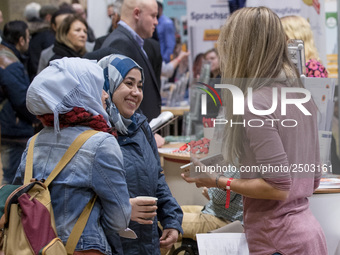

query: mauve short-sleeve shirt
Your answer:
[240,83,327,255]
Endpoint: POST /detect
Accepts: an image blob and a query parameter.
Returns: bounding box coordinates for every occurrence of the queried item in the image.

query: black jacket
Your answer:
[27,21,55,81]
[83,47,122,61]
[143,38,162,91]
[0,44,35,138]
[50,41,83,62]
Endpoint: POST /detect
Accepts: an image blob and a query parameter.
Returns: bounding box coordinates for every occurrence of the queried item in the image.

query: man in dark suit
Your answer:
[101,0,161,122]
[144,38,162,91]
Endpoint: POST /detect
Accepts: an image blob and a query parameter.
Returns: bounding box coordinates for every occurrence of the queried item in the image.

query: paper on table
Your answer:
[180,154,225,176]
[196,233,249,255]
[180,153,224,169]
[318,178,340,189]
[158,147,178,154]
[149,111,174,132]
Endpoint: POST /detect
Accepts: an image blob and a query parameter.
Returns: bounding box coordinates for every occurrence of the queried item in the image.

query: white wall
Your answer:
[87,0,114,39]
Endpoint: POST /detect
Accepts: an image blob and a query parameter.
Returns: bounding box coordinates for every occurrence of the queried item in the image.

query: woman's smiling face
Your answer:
[112,68,143,118]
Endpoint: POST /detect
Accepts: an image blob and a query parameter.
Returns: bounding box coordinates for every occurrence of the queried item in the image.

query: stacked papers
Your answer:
[149,111,174,132]
[318,178,340,189]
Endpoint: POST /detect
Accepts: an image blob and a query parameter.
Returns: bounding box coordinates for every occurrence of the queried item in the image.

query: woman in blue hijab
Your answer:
[98,54,183,255]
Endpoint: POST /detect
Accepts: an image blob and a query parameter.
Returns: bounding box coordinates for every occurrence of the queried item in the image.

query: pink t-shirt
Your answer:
[240,83,327,255]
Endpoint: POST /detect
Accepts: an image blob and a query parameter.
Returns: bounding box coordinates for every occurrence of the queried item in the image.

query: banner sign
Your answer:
[186,0,230,76]
[246,0,326,64]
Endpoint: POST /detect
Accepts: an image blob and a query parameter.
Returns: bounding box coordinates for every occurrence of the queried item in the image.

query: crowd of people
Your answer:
[0,1,330,255]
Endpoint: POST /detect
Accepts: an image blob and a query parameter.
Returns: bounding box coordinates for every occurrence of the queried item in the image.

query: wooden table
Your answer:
[314,188,340,194]
[158,143,208,206]
[161,106,190,116]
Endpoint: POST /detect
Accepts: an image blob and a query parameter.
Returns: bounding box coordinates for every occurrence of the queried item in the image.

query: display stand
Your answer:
[158,143,207,206]
[310,188,340,255]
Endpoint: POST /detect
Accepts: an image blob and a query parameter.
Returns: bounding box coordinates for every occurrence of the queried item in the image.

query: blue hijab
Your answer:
[98,54,144,134]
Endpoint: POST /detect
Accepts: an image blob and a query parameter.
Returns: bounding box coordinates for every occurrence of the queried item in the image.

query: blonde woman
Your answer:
[281,15,328,77]
[182,7,327,255]
[49,14,87,62]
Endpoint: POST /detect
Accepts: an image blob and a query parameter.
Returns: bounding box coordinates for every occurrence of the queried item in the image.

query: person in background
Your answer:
[107,4,115,34]
[40,4,57,24]
[181,169,243,241]
[140,37,168,148]
[93,1,123,51]
[156,0,176,63]
[52,6,75,32]
[182,7,327,255]
[1,20,30,85]
[49,14,87,62]
[13,57,131,255]
[27,4,58,81]
[110,1,122,30]
[58,2,71,9]
[107,2,121,34]
[192,53,204,79]
[101,0,161,122]
[24,2,41,23]
[71,3,96,43]
[37,7,75,74]
[198,48,222,119]
[1,20,30,71]
[98,54,183,255]
[0,20,36,184]
[281,14,337,169]
[281,15,328,78]
[161,50,189,79]
[204,48,221,79]
[228,0,246,13]
[0,10,3,43]
[281,15,340,175]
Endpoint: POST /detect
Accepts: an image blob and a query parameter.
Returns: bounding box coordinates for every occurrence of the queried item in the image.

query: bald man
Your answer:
[101,0,162,122]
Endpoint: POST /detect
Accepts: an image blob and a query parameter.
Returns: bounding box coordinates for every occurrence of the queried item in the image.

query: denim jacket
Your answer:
[13,126,131,254]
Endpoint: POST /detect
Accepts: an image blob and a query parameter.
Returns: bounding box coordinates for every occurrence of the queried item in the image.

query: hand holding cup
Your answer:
[129,196,158,224]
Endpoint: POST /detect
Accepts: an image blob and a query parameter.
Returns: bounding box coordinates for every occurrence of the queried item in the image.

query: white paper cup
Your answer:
[135,196,158,202]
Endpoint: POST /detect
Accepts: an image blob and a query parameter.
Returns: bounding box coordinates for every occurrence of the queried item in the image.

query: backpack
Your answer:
[0,129,99,255]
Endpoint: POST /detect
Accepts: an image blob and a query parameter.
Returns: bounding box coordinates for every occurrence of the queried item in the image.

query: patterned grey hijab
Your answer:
[98,54,144,134]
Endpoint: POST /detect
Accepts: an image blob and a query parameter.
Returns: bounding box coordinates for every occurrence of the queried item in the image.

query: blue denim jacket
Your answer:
[13,126,131,254]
